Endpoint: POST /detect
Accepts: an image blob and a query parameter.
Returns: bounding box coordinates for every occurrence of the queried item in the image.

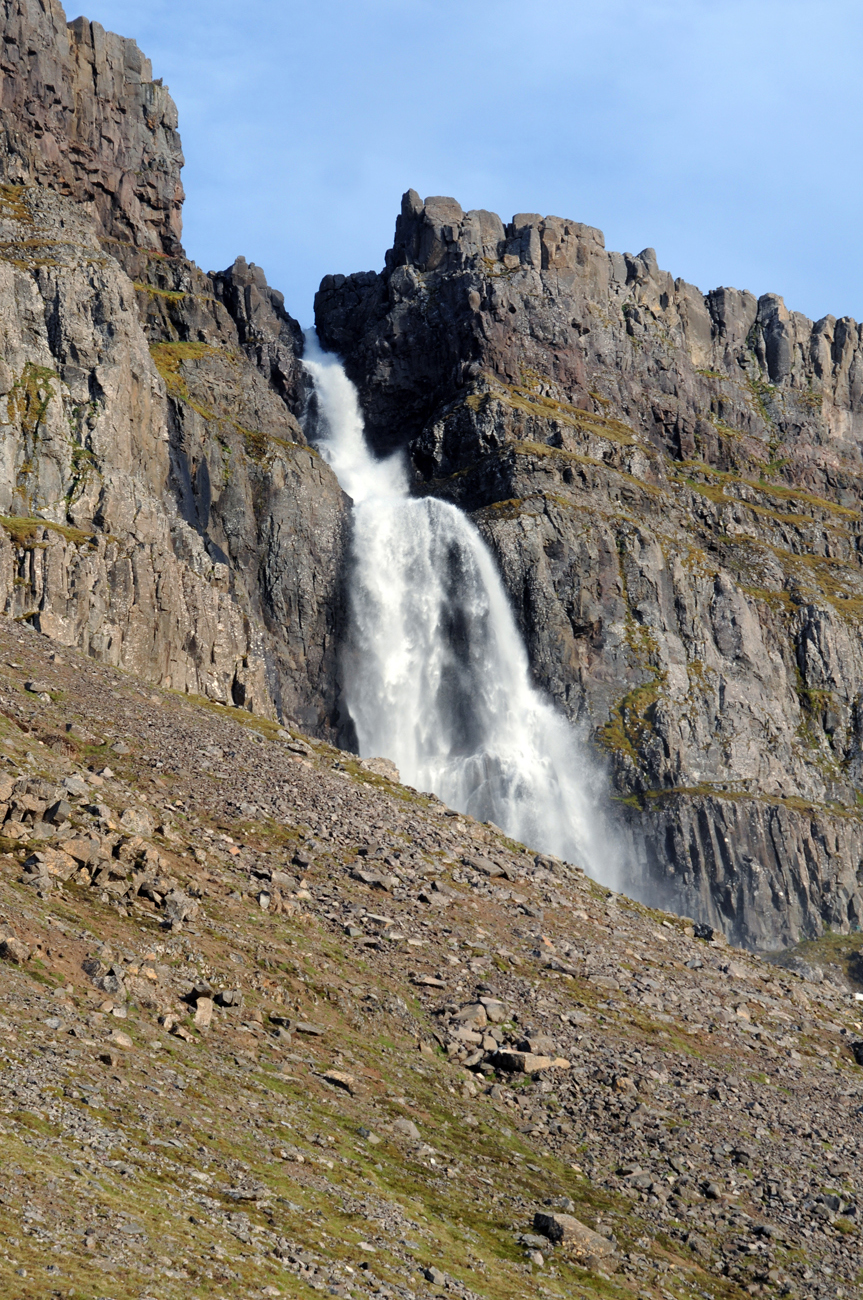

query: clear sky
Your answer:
[83,0,863,328]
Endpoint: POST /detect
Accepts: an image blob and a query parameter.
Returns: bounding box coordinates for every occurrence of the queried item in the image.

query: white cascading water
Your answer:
[303,331,616,886]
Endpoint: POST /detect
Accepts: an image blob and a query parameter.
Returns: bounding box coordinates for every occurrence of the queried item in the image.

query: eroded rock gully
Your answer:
[0,0,349,735]
[316,191,863,948]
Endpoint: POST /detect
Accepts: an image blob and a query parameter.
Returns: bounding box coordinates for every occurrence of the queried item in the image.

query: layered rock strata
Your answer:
[316,190,863,947]
[0,1,349,733]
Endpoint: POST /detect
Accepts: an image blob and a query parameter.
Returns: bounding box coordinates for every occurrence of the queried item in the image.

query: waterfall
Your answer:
[303,331,617,886]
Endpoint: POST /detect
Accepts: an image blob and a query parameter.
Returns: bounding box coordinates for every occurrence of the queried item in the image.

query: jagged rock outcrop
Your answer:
[0,0,349,732]
[316,190,863,947]
[0,0,183,252]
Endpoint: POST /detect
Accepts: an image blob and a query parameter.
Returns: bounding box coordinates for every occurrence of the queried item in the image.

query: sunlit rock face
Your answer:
[316,190,863,948]
[0,0,350,736]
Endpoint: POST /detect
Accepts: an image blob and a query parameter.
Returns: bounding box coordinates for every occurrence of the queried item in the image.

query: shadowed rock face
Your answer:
[0,1,349,735]
[316,190,863,948]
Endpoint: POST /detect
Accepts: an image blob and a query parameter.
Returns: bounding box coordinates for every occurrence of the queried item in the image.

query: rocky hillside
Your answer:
[315,192,863,949]
[4,0,863,953]
[0,0,349,734]
[0,614,861,1300]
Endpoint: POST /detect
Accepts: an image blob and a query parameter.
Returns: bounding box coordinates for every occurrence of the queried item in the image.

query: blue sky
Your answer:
[85,0,863,327]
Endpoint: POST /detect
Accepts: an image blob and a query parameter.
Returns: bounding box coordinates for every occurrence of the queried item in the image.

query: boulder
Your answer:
[493,1049,556,1074]
[533,1212,615,1264]
[392,1117,421,1140]
[361,757,400,782]
[0,934,30,964]
[454,1002,488,1028]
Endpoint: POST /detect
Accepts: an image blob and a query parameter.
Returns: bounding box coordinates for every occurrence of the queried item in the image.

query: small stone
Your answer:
[110,1030,134,1049]
[455,1002,488,1028]
[392,1117,421,1140]
[194,997,214,1029]
[44,798,72,825]
[478,997,507,1022]
[422,1266,446,1286]
[62,773,90,798]
[295,1021,326,1036]
[686,1232,712,1259]
[119,807,155,836]
[351,867,398,891]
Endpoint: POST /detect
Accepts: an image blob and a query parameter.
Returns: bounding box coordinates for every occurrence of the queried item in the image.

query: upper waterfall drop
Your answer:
[302,331,617,887]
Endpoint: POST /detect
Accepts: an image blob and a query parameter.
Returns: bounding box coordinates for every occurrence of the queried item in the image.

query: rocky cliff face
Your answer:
[316,191,863,948]
[0,0,183,253]
[0,0,349,733]
[6,1,863,947]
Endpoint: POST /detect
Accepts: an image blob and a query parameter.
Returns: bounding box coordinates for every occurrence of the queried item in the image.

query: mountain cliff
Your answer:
[2,12,863,1300]
[0,0,349,733]
[4,0,863,950]
[315,192,863,948]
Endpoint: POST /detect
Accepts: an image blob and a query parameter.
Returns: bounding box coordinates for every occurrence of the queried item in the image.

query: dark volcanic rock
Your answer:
[316,190,863,946]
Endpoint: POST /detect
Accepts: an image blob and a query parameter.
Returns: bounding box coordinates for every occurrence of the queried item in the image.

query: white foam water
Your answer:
[303,330,617,885]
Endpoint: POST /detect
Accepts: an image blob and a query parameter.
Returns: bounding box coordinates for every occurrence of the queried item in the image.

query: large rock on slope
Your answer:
[316,190,863,947]
[0,0,349,733]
